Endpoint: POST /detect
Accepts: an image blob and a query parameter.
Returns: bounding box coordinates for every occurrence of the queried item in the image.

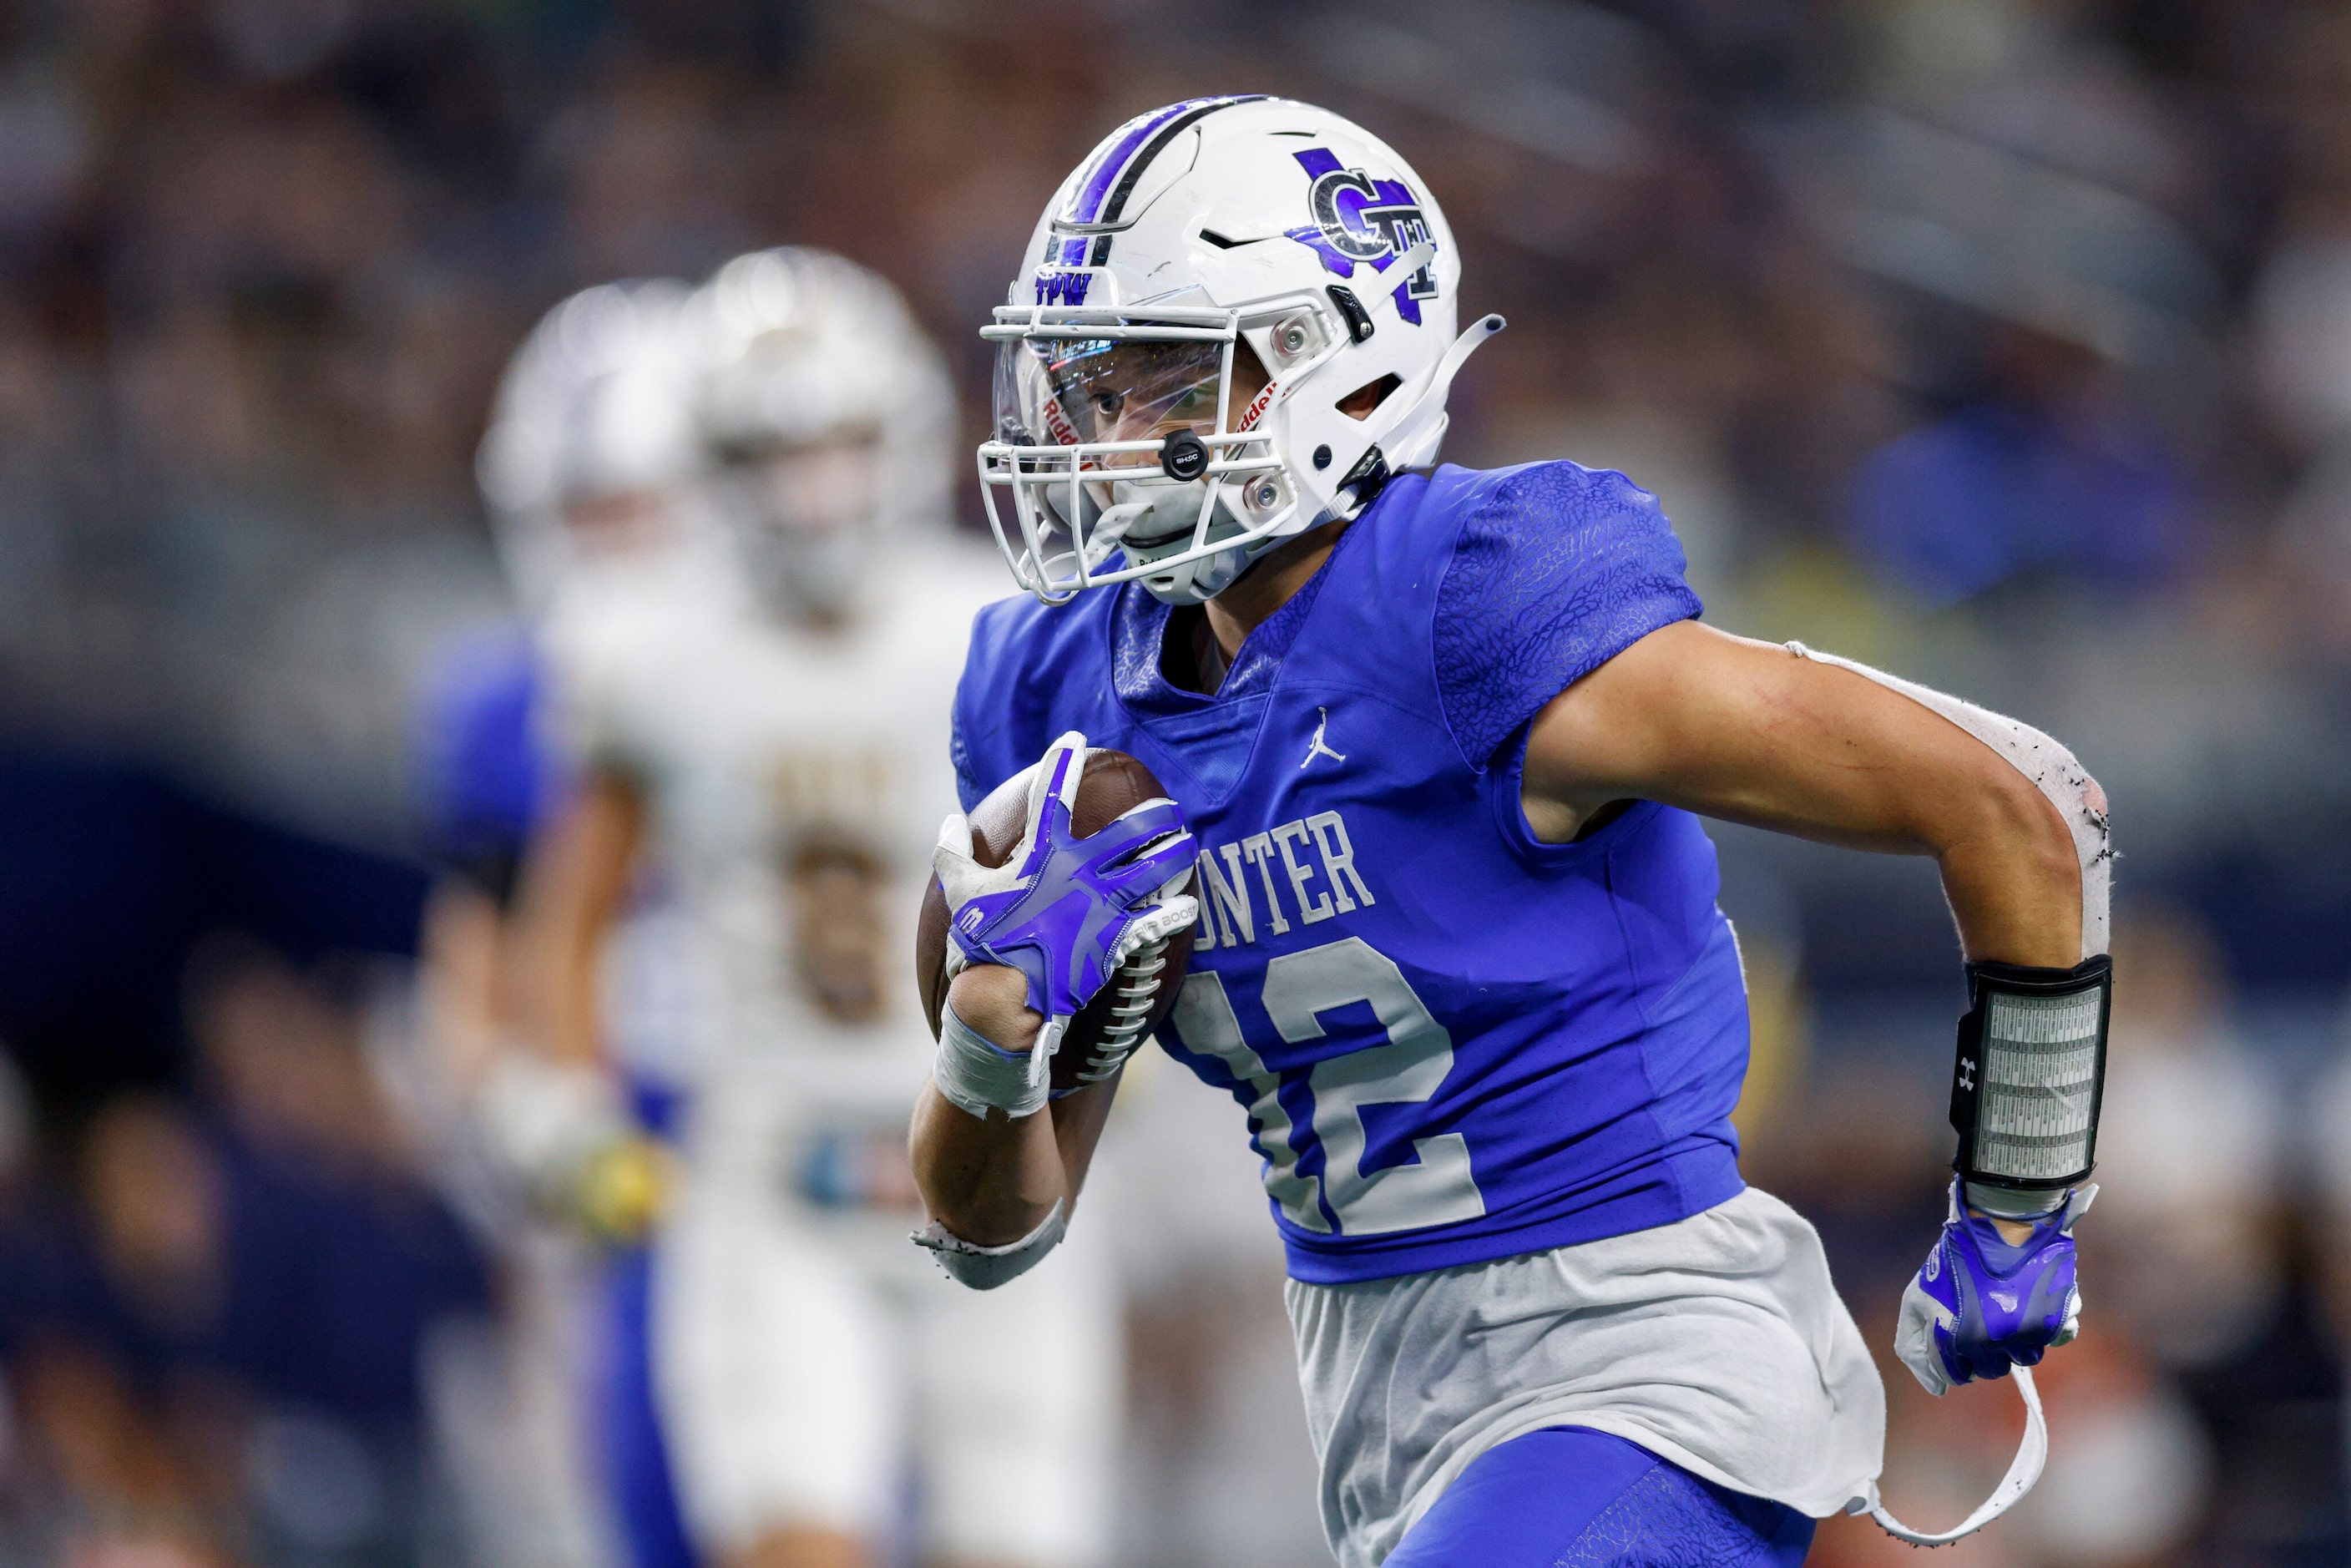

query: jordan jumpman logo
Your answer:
[1301,707,1347,769]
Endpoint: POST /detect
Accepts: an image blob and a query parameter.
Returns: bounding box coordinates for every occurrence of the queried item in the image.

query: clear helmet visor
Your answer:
[998,334,1232,462]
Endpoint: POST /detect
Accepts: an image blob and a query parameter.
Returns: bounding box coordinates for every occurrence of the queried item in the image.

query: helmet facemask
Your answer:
[981,302,1322,605]
[707,425,887,623]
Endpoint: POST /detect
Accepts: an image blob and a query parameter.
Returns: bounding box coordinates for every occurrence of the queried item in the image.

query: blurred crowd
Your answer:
[2,0,2351,1564]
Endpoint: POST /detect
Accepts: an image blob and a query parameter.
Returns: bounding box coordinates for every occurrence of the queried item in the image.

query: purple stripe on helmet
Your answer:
[1068,101,1207,225]
[1100,96,1265,225]
[1069,95,1270,226]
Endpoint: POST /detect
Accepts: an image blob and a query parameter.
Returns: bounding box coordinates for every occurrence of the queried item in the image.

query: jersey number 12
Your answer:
[1170,937,1487,1237]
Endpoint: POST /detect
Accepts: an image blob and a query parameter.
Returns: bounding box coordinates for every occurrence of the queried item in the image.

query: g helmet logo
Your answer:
[1286,148,1438,321]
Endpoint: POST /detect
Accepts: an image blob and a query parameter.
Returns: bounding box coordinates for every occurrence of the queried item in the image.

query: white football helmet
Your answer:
[478,278,705,615]
[979,95,1504,604]
[688,247,954,620]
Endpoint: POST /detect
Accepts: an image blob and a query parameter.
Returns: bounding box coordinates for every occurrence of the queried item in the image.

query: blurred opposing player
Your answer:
[518,247,1117,1568]
[430,276,717,1568]
[911,98,2116,1565]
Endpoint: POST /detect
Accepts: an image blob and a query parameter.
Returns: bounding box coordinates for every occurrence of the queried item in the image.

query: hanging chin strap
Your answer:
[1856,1366,2048,1545]
[1314,238,1508,520]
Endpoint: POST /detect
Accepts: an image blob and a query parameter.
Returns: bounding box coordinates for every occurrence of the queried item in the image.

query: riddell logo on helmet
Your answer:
[1237,378,1277,432]
[1285,149,1438,315]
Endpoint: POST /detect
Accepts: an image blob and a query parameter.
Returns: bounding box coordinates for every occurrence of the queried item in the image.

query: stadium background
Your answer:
[1,0,2348,1562]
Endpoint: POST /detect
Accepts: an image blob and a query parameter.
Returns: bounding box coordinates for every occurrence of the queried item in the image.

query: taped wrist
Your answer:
[1965,1181,2067,1218]
[1951,956,2111,1193]
[912,1200,1066,1290]
[932,1003,1049,1121]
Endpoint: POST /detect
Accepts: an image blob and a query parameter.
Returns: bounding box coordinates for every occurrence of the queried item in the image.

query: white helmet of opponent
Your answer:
[478,278,705,616]
[980,95,1504,604]
[689,246,955,620]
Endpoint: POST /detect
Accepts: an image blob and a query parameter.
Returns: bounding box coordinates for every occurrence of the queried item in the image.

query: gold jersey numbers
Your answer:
[766,746,903,1027]
[783,828,891,1024]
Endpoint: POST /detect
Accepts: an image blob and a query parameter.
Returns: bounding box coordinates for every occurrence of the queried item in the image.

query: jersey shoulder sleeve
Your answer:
[951,588,1112,811]
[412,630,548,853]
[1430,459,1703,769]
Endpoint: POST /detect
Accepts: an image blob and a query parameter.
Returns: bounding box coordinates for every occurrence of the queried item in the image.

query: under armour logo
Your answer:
[1301,708,1347,770]
[1958,1057,1975,1092]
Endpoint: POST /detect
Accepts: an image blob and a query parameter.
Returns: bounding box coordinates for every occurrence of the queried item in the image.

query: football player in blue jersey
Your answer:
[908,98,2112,1565]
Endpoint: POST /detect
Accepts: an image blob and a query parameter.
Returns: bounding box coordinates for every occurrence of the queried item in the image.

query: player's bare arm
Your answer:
[468,767,669,1242]
[1525,621,2101,1252]
[510,768,648,1070]
[909,736,1198,1267]
[1524,621,2084,969]
[1522,614,2116,1521]
[910,964,1102,1245]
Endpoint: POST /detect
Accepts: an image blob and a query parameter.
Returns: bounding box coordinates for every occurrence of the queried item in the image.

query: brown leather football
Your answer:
[916,748,1195,1095]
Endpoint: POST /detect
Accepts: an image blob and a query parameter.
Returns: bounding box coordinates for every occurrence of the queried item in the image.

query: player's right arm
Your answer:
[909,968,1099,1245]
[478,768,665,1239]
[509,769,647,1070]
[908,731,1199,1284]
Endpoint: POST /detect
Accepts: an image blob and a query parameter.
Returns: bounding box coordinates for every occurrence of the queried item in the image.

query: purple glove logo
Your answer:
[933,732,1201,1073]
[1897,1179,2093,1397]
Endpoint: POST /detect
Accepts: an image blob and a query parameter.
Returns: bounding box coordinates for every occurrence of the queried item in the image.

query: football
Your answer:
[916,748,1195,1095]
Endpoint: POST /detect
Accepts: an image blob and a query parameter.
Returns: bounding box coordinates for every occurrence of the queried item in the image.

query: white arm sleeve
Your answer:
[912,1200,1067,1291]
[1785,643,2111,962]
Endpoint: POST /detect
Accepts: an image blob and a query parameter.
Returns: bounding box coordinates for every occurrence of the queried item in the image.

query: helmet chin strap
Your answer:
[1088,498,1153,564]
[1858,1365,2049,1545]
[1368,312,1507,461]
[1323,312,1507,519]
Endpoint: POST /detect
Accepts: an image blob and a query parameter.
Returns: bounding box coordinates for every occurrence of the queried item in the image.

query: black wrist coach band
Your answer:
[1949,954,2111,1192]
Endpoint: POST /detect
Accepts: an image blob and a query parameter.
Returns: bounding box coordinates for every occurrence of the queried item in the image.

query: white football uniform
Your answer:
[541,543,1119,1566]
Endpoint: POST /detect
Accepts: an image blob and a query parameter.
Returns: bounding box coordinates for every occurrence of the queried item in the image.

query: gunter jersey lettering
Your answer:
[953,461,1749,1284]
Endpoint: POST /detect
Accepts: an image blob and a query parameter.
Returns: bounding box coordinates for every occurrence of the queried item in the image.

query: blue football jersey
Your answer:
[952,461,1750,1284]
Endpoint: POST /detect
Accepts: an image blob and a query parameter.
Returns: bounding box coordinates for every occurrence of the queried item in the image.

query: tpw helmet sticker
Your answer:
[1282,149,1437,325]
[1033,271,1094,307]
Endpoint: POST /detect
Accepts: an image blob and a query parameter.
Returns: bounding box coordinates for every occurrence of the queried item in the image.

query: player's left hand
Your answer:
[1896,1178,2095,1396]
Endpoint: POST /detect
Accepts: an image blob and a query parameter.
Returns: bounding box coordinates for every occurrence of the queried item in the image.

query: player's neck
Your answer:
[1199,518,1350,676]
